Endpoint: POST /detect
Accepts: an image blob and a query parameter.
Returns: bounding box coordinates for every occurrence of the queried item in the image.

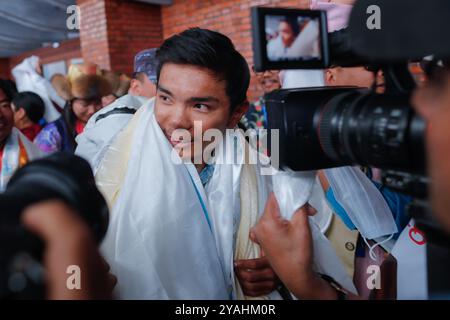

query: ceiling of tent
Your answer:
[0,0,172,58]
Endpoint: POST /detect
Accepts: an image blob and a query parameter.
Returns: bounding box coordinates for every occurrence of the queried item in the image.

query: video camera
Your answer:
[251,0,450,297]
[251,3,432,196]
[0,153,109,299]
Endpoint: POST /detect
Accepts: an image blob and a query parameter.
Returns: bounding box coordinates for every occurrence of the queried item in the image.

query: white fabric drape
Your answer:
[0,128,43,191]
[12,56,64,122]
[94,104,356,299]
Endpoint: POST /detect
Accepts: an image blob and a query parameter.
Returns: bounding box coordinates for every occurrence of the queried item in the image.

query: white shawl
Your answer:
[0,128,43,191]
[94,103,356,299]
[12,56,64,122]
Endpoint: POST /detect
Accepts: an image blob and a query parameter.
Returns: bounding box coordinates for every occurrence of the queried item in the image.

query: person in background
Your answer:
[12,56,65,122]
[128,48,158,99]
[101,70,131,107]
[240,67,280,130]
[76,48,159,167]
[413,64,450,232]
[50,73,72,102]
[34,73,112,154]
[11,91,45,141]
[0,79,43,191]
[325,64,385,92]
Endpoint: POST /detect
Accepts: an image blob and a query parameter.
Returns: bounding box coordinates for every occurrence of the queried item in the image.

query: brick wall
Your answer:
[1,39,81,80]
[161,0,311,101]
[104,0,163,76]
[78,0,111,70]
[0,58,10,79]
[78,0,163,76]
[3,0,311,100]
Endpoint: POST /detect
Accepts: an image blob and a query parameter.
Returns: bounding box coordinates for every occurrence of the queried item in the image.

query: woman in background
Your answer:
[34,74,112,153]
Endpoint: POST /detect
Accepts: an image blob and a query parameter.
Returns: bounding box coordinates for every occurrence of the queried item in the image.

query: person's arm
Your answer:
[22,201,116,300]
[251,193,360,300]
[234,256,281,297]
[33,124,62,154]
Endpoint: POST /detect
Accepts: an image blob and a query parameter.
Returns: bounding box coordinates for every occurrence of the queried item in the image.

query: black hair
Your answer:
[156,28,250,111]
[0,79,18,102]
[12,91,45,124]
[280,17,300,36]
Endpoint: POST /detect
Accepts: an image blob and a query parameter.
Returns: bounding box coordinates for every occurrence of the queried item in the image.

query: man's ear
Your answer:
[130,79,140,94]
[227,101,249,128]
[325,68,337,86]
[15,107,26,120]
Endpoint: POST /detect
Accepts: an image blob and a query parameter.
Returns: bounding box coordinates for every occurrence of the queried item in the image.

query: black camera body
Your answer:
[0,153,109,299]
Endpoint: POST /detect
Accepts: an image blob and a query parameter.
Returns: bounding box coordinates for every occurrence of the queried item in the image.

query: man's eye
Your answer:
[159,95,171,103]
[193,104,209,111]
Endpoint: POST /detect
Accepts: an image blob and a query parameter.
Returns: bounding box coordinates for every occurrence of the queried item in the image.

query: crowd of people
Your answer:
[0,0,449,301]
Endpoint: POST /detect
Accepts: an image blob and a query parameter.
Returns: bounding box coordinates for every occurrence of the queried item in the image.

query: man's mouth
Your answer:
[165,133,192,148]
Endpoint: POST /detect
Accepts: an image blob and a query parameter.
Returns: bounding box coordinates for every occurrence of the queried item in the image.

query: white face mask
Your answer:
[324,166,398,240]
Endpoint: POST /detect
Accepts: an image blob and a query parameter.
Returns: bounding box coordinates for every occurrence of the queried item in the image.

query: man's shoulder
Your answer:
[75,96,154,168]
[91,94,149,124]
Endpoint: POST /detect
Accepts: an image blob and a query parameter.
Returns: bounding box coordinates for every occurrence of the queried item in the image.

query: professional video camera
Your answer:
[251,0,450,297]
[0,153,109,299]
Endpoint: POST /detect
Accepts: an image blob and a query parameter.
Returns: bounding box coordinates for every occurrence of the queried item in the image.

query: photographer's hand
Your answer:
[21,201,116,300]
[250,193,344,300]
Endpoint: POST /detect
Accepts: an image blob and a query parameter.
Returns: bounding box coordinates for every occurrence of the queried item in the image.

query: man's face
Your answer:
[258,71,281,94]
[0,89,14,147]
[129,74,157,99]
[72,98,103,124]
[325,66,378,88]
[413,71,450,231]
[279,22,296,48]
[154,63,246,165]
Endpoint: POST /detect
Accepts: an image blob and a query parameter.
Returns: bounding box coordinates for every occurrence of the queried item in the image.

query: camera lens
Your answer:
[317,91,426,174]
[264,87,426,174]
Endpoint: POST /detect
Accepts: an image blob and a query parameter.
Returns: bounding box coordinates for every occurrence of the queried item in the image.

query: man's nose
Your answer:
[168,104,191,130]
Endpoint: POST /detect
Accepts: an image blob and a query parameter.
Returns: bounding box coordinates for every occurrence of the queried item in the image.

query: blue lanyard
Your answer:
[187,172,213,233]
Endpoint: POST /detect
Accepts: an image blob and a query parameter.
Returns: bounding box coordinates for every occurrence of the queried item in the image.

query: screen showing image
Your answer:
[265,14,322,62]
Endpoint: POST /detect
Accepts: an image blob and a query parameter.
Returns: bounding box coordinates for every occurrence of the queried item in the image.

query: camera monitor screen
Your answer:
[252,7,329,71]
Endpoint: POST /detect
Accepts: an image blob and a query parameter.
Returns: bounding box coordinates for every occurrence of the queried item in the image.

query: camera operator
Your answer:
[249,0,417,299]
[251,193,360,300]
[21,201,116,299]
[413,64,450,232]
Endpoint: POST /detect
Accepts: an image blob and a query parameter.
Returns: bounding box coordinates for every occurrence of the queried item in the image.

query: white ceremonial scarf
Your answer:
[0,128,43,191]
[12,56,63,122]
[95,103,356,299]
[75,94,150,170]
[97,105,229,299]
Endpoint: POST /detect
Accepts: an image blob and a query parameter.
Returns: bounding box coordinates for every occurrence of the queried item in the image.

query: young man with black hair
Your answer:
[77,28,359,300]
[11,91,45,141]
[76,28,287,299]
